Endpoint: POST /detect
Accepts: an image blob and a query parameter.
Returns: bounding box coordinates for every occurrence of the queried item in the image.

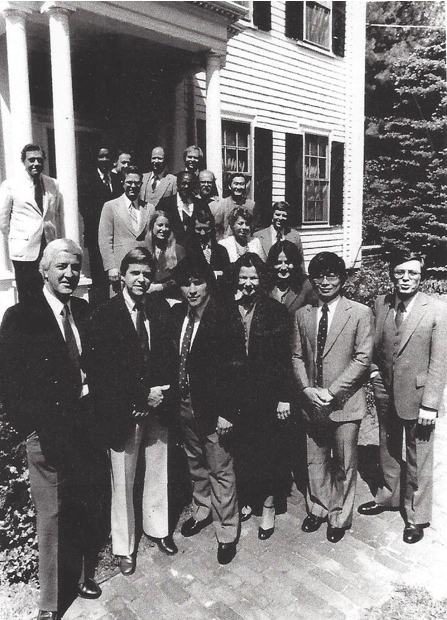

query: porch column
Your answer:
[205,51,222,193]
[42,1,79,245]
[0,1,32,175]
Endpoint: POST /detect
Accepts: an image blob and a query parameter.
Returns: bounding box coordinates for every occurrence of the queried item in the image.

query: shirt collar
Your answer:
[188,296,210,322]
[318,295,340,311]
[395,291,419,312]
[43,285,71,318]
[123,288,145,313]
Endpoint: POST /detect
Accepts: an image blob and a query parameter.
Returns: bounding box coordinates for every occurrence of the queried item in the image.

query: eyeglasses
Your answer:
[394,269,421,279]
[124,181,141,186]
[313,274,340,283]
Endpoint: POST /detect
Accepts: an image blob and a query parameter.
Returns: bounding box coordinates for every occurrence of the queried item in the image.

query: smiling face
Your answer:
[238,265,260,302]
[151,147,165,174]
[180,278,210,310]
[392,259,422,299]
[23,150,44,179]
[44,250,81,302]
[97,148,112,173]
[178,172,195,201]
[199,171,214,199]
[229,175,246,200]
[272,208,288,232]
[123,172,142,201]
[312,272,342,303]
[274,251,293,283]
[185,148,200,172]
[232,216,250,243]
[152,215,171,242]
[122,263,153,302]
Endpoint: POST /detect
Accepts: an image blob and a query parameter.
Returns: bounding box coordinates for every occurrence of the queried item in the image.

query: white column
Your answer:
[42,1,79,245]
[205,52,223,193]
[0,2,32,176]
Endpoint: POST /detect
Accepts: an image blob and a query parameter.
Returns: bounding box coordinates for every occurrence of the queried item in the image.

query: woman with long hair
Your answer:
[146,210,185,297]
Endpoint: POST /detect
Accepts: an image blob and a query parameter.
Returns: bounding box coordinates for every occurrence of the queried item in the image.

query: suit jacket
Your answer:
[98,194,155,271]
[0,171,63,261]
[213,196,259,236]
[79,170,122,248]
[157,194,203,243]
[270,279,318,316]
[85,293,177,450]
[0,293,90,461]
[292,295,374,421]
[372,292,447,420]
[218,235,264,263]
[254,226,305,269]
[140,171,176,207]
[172,298,245,436]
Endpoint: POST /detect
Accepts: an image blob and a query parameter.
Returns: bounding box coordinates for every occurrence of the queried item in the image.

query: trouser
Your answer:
[374,381,434,525]
[180,395,239,543]
[306,419,361,529]
[110,416,169,556]
[87,244,109,306]
[13,237,46,304]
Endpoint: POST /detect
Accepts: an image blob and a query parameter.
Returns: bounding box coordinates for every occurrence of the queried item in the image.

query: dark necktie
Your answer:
[316,303,329,387]
[34,178,43,215]
[61,305,82,396]
[179,312,195,396]
[151,175,158,191]
[135,302,150,364]
[395,301,406,330]
[276,231,282,244]
[103,173,111,191]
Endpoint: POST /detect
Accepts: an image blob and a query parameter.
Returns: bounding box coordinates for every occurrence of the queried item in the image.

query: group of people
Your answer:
[0,143,446,620]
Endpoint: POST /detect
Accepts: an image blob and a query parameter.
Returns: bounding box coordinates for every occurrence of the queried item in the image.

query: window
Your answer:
[222,121,250,175]
[285,2,345,57]
[304,134,329,223]
[305,1,330,49]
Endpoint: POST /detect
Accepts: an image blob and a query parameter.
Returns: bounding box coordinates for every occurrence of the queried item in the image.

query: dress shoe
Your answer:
[258,526,274,540]
[217,541,237,565]
[37,612,59,620]
[181,513,213,537]
[118,554,135,576]
[302,514,325,533]
[153,535,178,555]
[358,501,391,516]
[327,525,346,543]
[240,505,252,522]
[403,524,424,544]
[78,577,102,599]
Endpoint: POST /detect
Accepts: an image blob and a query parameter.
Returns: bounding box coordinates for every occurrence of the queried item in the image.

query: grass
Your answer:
[363,585,447,619]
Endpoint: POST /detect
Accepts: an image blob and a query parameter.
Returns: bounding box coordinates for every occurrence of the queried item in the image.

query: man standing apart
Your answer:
[140,146,176,208]
[172,260,242,564]
[0,239,102,620]
[87,248,178,576]
[293,252,374,543]
[0,144,63,302]
[358,250,447,543]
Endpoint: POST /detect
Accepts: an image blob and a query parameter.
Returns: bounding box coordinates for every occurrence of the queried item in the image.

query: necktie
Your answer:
[103,173,111,191]
[203,244,211,264]
[316,303,329,386]
[179,312,195,395]
[61,305,82,396]
[276,231,282,244]
[34,178,43,215]
[129,202,139,231]
[135,302,150,364]
[151,175,158,191]
[395,301,406,330]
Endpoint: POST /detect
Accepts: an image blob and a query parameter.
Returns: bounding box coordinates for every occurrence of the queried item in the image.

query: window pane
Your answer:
[226,129,237,147]
[238,151,247,172]
[225,148,237,171]
[306,2,330,48]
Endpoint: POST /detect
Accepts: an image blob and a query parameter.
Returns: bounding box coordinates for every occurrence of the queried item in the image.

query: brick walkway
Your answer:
[64,416,447,620]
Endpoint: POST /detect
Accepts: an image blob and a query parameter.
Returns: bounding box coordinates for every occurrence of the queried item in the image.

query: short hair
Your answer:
[228,206,254,231]
[114,149,133,162]
[270,201,290,217]
[120,247,155,277]
[183,145,203,161]
[228,172,247,186]
[96,145,112,156]
[199,170,215,182]
[232,252,269,293]
[21,144,46,162]
[388,249,425,279]
[267,240,305,288]
[39,239,83,275]
[177,170,195,183]
[123,165,142,179]
[172,258,215,288]
[308,252,347,284]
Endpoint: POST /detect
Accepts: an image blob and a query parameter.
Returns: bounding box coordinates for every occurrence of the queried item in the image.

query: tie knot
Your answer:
[61,304,70,317]
[134,301,144,312]
[322,303,329,314]
[397,301,405,313]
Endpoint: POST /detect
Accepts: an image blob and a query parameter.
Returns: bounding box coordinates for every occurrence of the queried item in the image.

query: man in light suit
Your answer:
[254,201,305,269]
[99,166,154,296]
[358,250,447,544]
[292,252,374,543]
[140,146,176,208]
[86,248,179,577]
[0,239,103,620]
[213,172,259,237]
[0,144,63,302]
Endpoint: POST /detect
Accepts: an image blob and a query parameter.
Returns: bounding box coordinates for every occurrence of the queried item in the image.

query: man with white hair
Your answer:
[0,239,103,620]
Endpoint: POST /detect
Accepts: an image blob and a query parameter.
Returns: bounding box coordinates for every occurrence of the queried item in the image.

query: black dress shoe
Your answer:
[403,524,424,544]
[78,577,102,599]
[302,514,325,533]
[327,525,346,543]
[258,526,274,540]
[181,513,213,537]
[153,536,178,555]
[358,501,390,516]
[217,542,237,565]
[118,554,135,576]
[37,612,59,620]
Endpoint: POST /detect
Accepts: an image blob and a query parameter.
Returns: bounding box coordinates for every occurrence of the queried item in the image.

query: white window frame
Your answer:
[222,119,252,177]
[303,132,330,225]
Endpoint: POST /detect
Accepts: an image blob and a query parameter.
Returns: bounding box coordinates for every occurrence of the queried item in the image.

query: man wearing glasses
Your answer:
[358,250,447,544]
[292,252,374,543]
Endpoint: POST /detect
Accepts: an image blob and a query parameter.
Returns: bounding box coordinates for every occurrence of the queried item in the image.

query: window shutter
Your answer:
[254,128,273,228]
[330,141,344,225]
[332,2,346,57]
[196,119,206,164]
[285,133,303,227]
[253,2,271,32]
[285,2,304,41]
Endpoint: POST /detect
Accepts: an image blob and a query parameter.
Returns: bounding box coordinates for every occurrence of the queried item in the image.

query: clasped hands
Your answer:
[303,387,333,411]
[132,384,170,418]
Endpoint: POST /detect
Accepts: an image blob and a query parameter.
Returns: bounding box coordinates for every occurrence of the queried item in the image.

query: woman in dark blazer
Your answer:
[231,252,293,539]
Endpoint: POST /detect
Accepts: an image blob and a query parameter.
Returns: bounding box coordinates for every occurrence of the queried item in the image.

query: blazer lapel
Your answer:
[397,293,428,354]
[305,304,318,354]
[323,296,351,357]
[136,201,149,237]
[117,195,135,235]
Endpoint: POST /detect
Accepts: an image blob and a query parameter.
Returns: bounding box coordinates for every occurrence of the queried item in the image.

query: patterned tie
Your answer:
[203,244,212,264]
[61,305,82,396]
[129,202,139,231]
[395,301,406,330]
[316,303,329,387]
[135,302,150,364]
[34,178,43,214]
[179,312,195,396]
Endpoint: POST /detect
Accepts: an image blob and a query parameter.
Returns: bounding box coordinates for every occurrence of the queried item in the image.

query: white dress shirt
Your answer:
[123,288,151,349]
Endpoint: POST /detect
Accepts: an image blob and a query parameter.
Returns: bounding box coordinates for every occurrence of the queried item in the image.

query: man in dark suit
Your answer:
[254,201,305,269]
[79,146,122,305]
[158,171,201,242]
[292,252,374,543]
[358,250,447,544]
[86,248,179,576]
[172,259,243,565]
[139,146,176,207]
[0,239,102,620]
[111,149,133,193]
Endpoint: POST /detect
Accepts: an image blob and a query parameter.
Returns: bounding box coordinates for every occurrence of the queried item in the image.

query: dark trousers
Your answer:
[12,236,46,303]
[87,245,109,307]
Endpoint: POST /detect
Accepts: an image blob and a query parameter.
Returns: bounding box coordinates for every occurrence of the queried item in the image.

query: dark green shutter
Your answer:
[253,2,271,32]
[254,128,273,228]
[285,133,303,227]
[332,2,346,58]
[285,2,304,41]
[330,141,344,225]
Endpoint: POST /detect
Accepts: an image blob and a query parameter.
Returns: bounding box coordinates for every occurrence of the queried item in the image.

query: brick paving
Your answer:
[64,415,447,620]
